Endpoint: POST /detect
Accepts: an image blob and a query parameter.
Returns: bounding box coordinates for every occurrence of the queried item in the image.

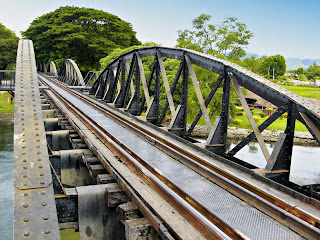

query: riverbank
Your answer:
[188,125,317,145]
[0,92,14,115]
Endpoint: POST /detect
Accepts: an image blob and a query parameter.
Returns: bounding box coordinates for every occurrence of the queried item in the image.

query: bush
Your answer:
[266,107,274,111]
[235,106,244,111]
[235,112,243,116]
[253,115,261,123]
[259,112,266,118]
[234,119,242,125]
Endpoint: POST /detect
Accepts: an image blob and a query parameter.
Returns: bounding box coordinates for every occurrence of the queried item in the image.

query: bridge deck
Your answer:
[40,74,314,239]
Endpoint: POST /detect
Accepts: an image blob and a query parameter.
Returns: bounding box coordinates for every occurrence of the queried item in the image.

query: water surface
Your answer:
[0,116,14,239]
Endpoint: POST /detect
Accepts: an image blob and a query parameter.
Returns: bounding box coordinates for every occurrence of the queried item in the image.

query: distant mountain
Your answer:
[244,53,320,71]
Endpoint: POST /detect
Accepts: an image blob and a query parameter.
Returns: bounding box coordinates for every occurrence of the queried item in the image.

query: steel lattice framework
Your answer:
[87,46,320,183]
[57,59,85,86]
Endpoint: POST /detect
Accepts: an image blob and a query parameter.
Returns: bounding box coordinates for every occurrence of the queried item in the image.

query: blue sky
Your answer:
[1,0,319,59]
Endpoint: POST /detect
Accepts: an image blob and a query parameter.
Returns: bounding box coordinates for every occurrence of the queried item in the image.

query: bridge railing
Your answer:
[0,70,15,90]
[84,71,101,87]
[88,46,320,183]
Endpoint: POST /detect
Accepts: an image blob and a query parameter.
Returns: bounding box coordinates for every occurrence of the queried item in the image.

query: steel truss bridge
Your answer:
[12,39,320,239]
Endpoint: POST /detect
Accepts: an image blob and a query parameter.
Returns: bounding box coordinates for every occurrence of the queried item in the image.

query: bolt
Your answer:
[42,202,47,206]
[23,217,29,222]
[23,203,28,208]
[22,159,26,162]
[44,230,50,234]
[24,231,30,236]
[43,216,49,220]
[41,191,45,195]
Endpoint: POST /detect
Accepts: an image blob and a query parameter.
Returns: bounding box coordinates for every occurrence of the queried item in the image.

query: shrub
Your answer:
[235,112,243,116]
[266,107,274,111]
[234,119,242,125]
[259,112,266,118]
[253,115,261,123]
[235,106,244,111]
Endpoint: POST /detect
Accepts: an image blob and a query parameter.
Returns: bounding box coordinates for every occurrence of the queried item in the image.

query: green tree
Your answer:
[0,23,19,69]
[22,6,140,73]
[260,54,286,79]
[305,63,320,80]
[176,14,253,60]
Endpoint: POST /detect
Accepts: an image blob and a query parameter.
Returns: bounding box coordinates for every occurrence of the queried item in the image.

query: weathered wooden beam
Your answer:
[97,174,114,184]
[105,183,130,207]
[116,202,141,224]
[125,218,157,240]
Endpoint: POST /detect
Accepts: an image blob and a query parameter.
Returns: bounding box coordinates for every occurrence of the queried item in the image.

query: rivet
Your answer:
[40,181,45,185]
[23,193,28,197]
[23,217,29,222]
[44,229,50,234]
[41,191,45,195]
[22,133,25,136]
[35,123,38,125]
[23,203,28,208]
[22,152,26,155]
[22,159,27,162]
[23,174,27,178]
[36,139,40,142]
[40,173,44,176]
[23,183,27,187]
[43,216,49,220]
[39,165,43,168]
[22,166,27,170]
[42,202,47,206]
[36,145,40,148]
[22,146,26,148]
[37,158,41,161]
[21,139,25,142]
[37,151,41,155]
[24,231,30,236]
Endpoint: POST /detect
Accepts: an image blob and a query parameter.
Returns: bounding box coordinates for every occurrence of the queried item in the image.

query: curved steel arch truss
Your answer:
[47,61,58,77]
[57,59,85,86]
[90,46,320,182]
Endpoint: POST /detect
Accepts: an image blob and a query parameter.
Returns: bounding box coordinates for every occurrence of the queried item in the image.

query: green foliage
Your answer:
[235,106,244,111]
[22,6,141,73]
[0,92,14,114]
[253,115,261,124]
[233,119,242,125]
[176,14,253,60]
[259,54,286,78]
[0,23,19,69]
[259,112,266,118]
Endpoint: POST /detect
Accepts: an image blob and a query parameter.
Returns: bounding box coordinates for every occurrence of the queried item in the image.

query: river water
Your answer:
[0,117,319,239]
[0,116,14,239]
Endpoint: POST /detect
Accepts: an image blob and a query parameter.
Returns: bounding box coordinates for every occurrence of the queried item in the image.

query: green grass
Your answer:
[0,92,14,114]
[279,85,320,100]
[230,109,308,131]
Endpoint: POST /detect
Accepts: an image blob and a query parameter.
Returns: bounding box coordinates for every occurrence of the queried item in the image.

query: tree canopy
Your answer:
[22,6,141,72]
[0,23,19,69]
[176,14,253,60]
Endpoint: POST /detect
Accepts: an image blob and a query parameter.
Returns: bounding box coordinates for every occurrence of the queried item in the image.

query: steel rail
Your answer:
[39,74,320,239]
[39,76,233,239]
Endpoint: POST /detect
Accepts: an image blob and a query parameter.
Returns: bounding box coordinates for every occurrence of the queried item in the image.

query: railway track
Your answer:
[38,73,320,239]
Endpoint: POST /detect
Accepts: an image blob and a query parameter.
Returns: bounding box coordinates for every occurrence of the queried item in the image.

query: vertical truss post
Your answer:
[266,103,297,181]
[146,59,159,124]
[114,60,127,105]
[206,70,229,155]
[95,69,109,99]
[115,58,136,108]
[168,57,189,137]
[105,62,121,102]
[126,54,140,115]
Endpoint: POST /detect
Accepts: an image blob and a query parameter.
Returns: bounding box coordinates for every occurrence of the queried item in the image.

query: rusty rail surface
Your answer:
[39,73,320,239]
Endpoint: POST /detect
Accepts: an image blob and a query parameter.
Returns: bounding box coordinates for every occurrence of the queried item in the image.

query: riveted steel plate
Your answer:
[77,185,125,240]
[14,40,60,239]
